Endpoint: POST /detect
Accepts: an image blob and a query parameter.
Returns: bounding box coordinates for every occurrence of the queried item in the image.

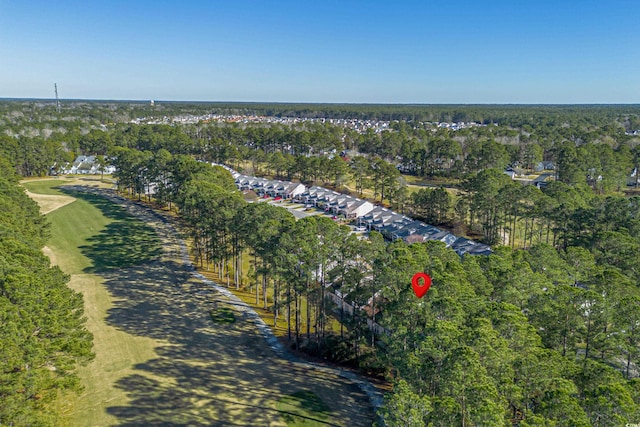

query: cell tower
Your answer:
[54,83,61,113]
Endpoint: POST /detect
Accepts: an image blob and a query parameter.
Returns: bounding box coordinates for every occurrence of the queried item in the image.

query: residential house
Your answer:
[317,190,341,210]
[227,166,492,258]
[60,155,115,175]
[504,168,517,179]
[295,186,325,205]
[264,180,284,197]
[279,182,306,199]
[339,198,374,219]
[329,195,350,214]
[451,237,492,256]
[429,230,458,246]
[358,206,392,229]
[376,215,414,239]
[391,221,440,243]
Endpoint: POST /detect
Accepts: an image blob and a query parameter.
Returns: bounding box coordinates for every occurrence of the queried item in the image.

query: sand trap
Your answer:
[25,190,76,214]
[22,175,116,215]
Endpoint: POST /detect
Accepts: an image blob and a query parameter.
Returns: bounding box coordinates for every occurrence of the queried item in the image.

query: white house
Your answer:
[225,166,493,257]
[279,182,306,199]
[340,199,374,219]
[59,155,115,175]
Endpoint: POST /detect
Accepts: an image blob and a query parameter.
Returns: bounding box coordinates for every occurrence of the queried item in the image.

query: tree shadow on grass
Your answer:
[60,189,163,273]
[97,260,373,426]
[81,220,162,272]
[61,187,374,426]
[108,371,340,426]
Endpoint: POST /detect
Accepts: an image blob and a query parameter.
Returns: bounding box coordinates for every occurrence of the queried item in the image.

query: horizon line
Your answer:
[1,97,639,107]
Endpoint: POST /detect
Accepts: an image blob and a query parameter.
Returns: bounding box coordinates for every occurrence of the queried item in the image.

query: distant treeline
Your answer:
[2,98,640,127]
[4,99,640,249]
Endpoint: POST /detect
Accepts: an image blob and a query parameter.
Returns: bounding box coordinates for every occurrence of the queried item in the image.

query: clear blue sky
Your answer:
[1,0,638,103]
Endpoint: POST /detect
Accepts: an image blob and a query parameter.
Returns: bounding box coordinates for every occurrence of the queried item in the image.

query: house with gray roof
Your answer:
[451,237,492,256]
[376,215,414,238]
[339,198,374,219]
[392,222,442,243]
[278,182,306,199]
[429,230,458,246]
[228,166,492,257]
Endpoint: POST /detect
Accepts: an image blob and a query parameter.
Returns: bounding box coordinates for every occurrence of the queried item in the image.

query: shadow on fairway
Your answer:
[97,259,372,426]
[60,189,163,273]
[67,189,373,425]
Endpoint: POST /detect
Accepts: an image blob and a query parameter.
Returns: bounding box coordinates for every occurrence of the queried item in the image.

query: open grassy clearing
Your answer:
[26,183,374,426]
[401,173,461,188]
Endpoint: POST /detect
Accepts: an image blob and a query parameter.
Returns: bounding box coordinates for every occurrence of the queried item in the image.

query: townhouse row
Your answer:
[227,167,491,257]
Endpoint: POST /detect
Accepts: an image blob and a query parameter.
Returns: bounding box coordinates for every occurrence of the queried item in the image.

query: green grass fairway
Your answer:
[56,189,162,273]
[26,183,162,275]
[25,182,374,426]
[22,178,74,195]
[25,182,167,426]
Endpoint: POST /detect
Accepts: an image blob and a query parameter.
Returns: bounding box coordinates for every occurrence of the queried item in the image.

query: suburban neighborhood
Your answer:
[4,0,640,423]
[228,166,492,257]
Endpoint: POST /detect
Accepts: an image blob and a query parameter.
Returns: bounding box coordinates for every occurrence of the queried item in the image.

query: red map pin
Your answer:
[411,272,431,298]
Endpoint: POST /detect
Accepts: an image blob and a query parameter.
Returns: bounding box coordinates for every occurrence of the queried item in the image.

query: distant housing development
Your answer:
[131,112,486,135]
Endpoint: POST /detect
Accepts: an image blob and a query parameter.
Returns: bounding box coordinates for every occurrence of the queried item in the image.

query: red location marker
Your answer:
[411,273,431,298]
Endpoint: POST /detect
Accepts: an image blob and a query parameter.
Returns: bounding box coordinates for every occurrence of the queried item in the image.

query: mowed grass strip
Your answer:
[61,189,162,273]
[31,185,163,274]
[22,178,75,195]
[25,182,167,426]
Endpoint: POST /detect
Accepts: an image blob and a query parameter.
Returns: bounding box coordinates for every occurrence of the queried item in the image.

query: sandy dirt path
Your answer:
[48,186,377,426]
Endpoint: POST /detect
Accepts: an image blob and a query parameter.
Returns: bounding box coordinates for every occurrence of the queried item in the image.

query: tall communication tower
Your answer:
[54,83,61,113]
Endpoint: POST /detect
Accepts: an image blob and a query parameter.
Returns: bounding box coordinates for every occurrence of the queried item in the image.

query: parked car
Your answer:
[274,196,282,201]
[354,225,367,232]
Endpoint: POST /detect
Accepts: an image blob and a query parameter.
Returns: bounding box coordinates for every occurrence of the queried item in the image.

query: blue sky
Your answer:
[0,0,638,103]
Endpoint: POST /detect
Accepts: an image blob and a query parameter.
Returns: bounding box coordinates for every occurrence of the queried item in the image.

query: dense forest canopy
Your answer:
[109,146,640,426]
[2,99,640,425]
[0,154,93,425]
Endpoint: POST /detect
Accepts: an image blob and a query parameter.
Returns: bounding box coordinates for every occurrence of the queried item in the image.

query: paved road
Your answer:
[262,199,323,220]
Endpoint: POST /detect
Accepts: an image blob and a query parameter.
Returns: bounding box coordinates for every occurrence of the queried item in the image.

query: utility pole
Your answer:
[54,83,61,113]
